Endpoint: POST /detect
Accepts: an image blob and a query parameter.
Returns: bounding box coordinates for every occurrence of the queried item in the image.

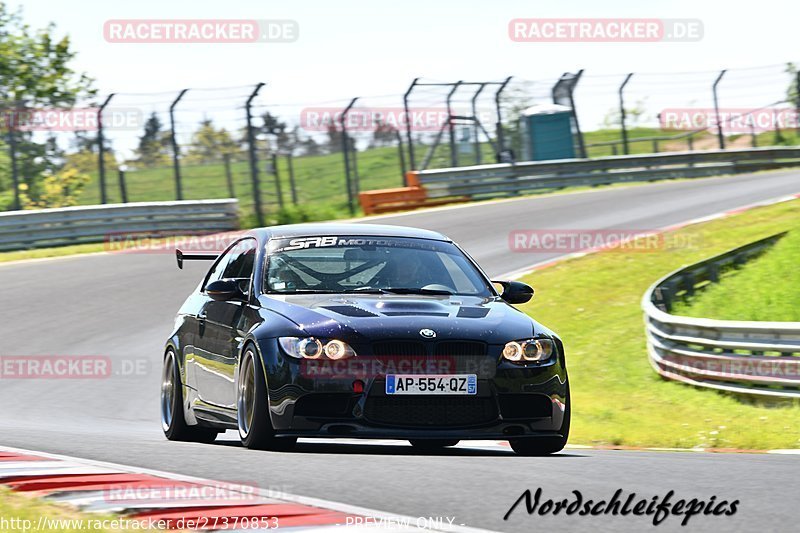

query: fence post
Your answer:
[403,77,419,170]
[286,152,298,204]
[446,81,463,168]
[351,140,360,197]
[169,88,189,200]
[340,97,358,215]
[471,83,487,164]
[245,82,266,226]
[117,167,128,203]
[494,76,512,162]
[270,152,284,209]
[97,94,115,204]
[749,117,757,148]
[712,69,726,149]
[552,70,586,158]
[223,153,235,198]
[6,114,21,211]
[619,73,634,155]
[795,70,800,136]
[396,129,407,185]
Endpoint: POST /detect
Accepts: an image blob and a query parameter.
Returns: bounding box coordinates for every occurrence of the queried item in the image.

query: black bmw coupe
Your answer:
[161,223,569,455]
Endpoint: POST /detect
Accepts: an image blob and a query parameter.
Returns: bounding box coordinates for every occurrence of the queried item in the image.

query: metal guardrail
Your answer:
[415,147,800,199]
[0,199,240,252]
[642,233,800,399]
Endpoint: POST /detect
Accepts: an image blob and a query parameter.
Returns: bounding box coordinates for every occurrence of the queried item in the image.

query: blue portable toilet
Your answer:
[520,103,576,161]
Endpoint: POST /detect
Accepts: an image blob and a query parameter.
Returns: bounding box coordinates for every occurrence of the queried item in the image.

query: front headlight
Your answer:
[278,337,357,360]
[502,338,554,363]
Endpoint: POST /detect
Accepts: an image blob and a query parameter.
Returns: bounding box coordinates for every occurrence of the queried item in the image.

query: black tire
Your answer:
[409,439,460,450]
[510,382,571,456]
[161,349,219,443]
[237,344,296,451]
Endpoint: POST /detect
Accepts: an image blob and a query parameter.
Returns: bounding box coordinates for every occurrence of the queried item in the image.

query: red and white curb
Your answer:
[498,192,800,280]
[0,445,499,532]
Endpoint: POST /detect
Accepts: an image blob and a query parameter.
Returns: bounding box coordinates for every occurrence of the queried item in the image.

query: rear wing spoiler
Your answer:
[176,249,218,269]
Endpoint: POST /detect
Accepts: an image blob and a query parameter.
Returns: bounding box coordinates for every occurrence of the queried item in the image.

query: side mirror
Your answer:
[206,279,246,302]
[493,280,534,304]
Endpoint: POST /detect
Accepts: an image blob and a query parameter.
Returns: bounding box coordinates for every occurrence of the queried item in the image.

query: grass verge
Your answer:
[517,198,800,450]
[672,230,800,321]
[0,487,153,532]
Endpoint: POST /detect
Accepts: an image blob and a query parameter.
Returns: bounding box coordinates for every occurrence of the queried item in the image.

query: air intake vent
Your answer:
[435,341,488,356]
[457,307,490,318]
[321,305,379,317]
[371,341,427,357]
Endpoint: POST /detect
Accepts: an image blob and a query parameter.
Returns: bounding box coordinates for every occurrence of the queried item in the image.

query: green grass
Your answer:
[516,198,800,450]
[78,146,407,225]
[672,230,800,321]
[0,487,153,532]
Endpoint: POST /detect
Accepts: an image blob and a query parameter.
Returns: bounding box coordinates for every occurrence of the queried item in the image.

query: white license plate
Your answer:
[385,374,477,395]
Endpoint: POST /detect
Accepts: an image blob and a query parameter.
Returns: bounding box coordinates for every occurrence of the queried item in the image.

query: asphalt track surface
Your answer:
[2,171,799,532]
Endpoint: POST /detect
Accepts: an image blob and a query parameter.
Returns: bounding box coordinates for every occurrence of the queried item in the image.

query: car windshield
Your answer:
[265,236,493,296]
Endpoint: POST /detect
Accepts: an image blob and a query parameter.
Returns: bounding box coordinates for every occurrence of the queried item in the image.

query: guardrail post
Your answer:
[117,167,128,203]
[619,73,634,155]
[446,81,463,167]
[403,77,420,170]
[749,117,757,148]
[286,152,298,204]
[169,88,189,201]
[97,94,115,204]
[223,153,235,198]
[245,83,266,226]
[494,76,512,162]
[5,108,21,211]
[340,97,358,215]
[712,69,727,149]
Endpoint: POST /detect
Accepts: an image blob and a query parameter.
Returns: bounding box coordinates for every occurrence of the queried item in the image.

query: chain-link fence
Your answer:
[2,62,798,222]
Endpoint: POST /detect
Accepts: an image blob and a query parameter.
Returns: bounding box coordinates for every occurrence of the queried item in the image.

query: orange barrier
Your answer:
[359,172,464,215]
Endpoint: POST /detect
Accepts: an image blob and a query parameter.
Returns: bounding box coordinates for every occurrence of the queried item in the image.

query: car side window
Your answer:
[223,239,257,280]
[201,238,256,292]
[203,250,233,289]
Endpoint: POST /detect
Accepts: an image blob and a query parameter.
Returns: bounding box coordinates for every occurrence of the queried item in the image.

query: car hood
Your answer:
[258,293,540,344]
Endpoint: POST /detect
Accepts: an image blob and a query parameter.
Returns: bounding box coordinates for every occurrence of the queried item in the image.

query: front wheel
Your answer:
[161,349,219,443]
[237,345,296,451]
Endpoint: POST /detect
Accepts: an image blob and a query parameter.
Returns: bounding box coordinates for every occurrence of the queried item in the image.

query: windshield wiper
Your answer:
[382,287,454,295]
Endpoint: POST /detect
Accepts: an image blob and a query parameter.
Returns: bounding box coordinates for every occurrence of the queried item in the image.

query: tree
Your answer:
[185,119,240,164]
[369,119,397,148]
[0,3,95,205]
[326,123,342,153]
[134,112,170,167]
